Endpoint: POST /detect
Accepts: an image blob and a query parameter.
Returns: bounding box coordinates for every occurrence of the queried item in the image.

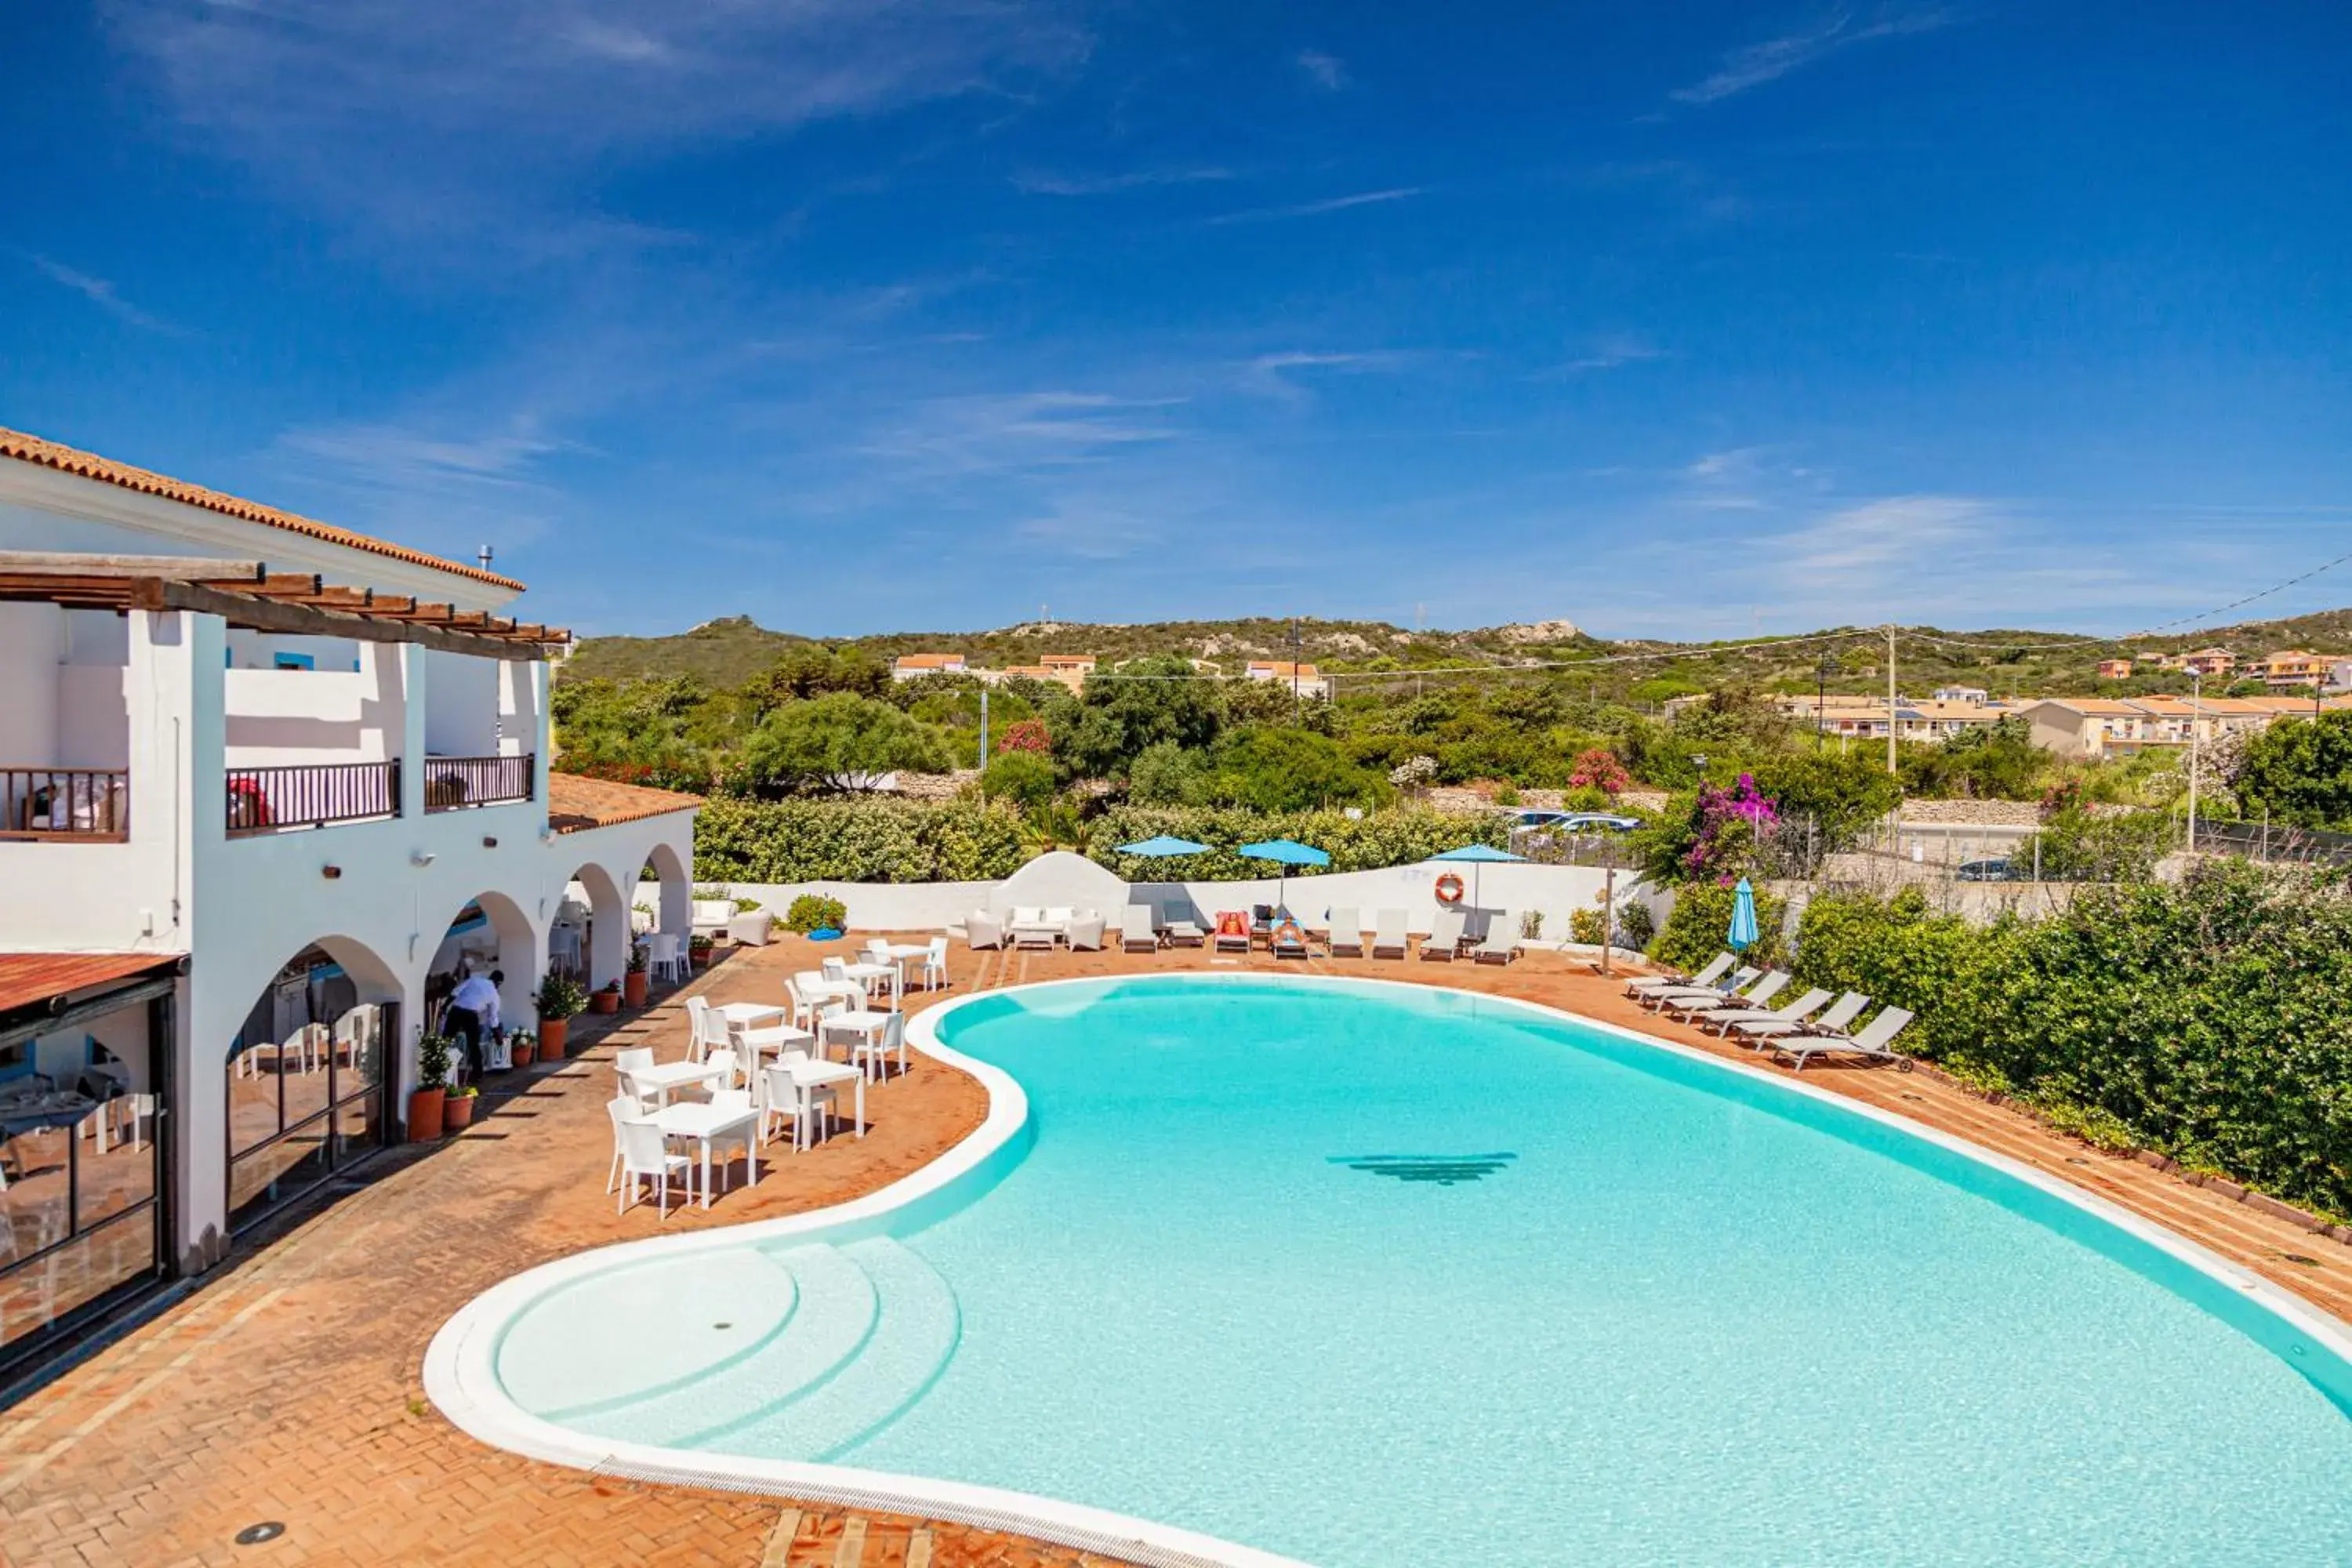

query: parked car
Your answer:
[1957,857,2019,882]
[1508,810,1640,834]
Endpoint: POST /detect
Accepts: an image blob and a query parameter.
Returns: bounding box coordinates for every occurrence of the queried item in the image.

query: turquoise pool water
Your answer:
[497,977,2352,1566]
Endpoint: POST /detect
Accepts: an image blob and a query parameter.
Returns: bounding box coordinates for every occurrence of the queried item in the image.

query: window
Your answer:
[273,652,316,671]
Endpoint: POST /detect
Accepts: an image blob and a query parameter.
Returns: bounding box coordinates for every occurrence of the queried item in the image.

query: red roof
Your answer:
[0,953,178,1015]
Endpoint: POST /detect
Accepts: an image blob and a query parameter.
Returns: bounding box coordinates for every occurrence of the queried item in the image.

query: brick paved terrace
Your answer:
[5,934,2348,1567]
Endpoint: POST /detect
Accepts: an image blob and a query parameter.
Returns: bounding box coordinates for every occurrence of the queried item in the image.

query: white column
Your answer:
[172,611,232,1270]
[398,642,426,822]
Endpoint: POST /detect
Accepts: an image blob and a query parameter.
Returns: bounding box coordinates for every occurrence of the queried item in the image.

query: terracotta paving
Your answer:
[4,933,2348,1568]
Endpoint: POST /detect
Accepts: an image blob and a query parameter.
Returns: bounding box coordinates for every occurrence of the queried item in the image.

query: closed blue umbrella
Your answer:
[1431,841,1525,909]
[1727,877,1760,953]
[1237,838,1330,914]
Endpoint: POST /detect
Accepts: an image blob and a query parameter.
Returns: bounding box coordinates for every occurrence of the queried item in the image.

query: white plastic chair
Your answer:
[702,1047,739,1094]
[604,1094,644,1192]
[615,1118,695,1217]
[853,1010,907,1083]
[684,996,734,1063]
[614,1046,655,1102]
[648,932,688,987]
[706,1088,757,1192]
[760,1059,834,1151]
[921,936,949,992]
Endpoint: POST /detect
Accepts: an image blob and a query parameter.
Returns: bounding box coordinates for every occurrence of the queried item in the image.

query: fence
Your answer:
[1,767,129,840]
[2189,815,2352,867]
[226,760,401,834]
[422,753,535,813]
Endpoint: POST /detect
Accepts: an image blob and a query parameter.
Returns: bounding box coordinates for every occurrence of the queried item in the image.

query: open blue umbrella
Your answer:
[1116,834,1213,858]
[1238,838,1330,914]
[1727,877,1760,953]
[1430,841,1525,909]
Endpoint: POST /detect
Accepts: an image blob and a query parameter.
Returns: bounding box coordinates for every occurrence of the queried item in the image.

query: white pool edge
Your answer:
[425,971,2352,1568]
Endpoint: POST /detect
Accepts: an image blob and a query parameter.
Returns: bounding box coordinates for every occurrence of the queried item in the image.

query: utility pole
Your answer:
[978,688,990,771]
[1290,617,1302,724]
[1816,652,1832,750]
[2187,670,2201,854]
[1599,866,1616,977]
[1885,626,1899,775]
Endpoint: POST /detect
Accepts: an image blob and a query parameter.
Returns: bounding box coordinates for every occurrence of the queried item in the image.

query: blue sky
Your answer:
[7,2,2350,638]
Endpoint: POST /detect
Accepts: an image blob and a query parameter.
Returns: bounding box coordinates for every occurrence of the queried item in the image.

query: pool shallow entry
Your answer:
[445,976,2352,1568]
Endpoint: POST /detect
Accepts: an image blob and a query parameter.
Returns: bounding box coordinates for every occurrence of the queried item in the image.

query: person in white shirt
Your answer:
[447,970,503,1077]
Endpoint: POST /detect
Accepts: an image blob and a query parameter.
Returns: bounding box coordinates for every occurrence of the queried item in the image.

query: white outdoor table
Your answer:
[770,1056,865,1147]
[647,1100,760,1207]
[880,942,931,993]
[712,1001,788,1031]
[823,1009,902,1080]
[628,1058,725,1109]
[837,960,894,1004]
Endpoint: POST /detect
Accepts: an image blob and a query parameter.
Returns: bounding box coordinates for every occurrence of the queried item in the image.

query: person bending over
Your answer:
[447,970,504,1078]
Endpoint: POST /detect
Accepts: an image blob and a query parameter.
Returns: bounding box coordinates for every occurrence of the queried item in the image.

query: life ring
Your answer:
[1434,872,1466,906]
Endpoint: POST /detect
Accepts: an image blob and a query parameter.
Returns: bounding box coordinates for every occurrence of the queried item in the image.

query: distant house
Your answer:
[1931,684,1989,704]
[2096,659,2132,680]
[2252,649,2327,690]
[2328,659,2352,695]
[891,652,967,681]
[2173,647,2236,677]
[2018,699,2154,759]
[1245,660,1328,700]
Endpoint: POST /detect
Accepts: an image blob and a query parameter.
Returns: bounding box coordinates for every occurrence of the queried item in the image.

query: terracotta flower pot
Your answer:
[407,1087,445,1142]
[539,1018,569,1056]
[443,1094,476,1131]
[510,1038,535,1069]
[592,988,621,1014]
[623,971,648,1007]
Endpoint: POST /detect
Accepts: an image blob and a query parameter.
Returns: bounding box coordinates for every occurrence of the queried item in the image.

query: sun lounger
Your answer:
[1120,906,1160,953]
[1213,912,1252,953]
[1370,909,1409,959]
[1626,952,1734,999]
[1733,990,1867,1044]
[1774,1007,1915,1072]
[1472,912,1521,965]
[1327,907,1365,958]
[1159,902,1207,947]
[1664,970,1788,1022]
[1694,985,1830,1036]
[1638,964,1759,1011]
[1418,906,1466,960]
[1270,920,1310,960]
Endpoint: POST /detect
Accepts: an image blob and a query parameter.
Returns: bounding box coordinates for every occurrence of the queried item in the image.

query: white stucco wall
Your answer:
[0,601,64,766]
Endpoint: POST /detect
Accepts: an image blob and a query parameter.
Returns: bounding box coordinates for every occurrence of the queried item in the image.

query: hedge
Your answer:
[693,797,1029,884]
[1085,805,1507,882]
[1791,863,2352,1219]
[1650,880,1787,973]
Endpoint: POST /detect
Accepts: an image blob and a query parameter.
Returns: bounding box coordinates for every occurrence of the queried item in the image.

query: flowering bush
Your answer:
[996,718,1051,754]
[1683,774,1777,880]
[1567,748,1631,796]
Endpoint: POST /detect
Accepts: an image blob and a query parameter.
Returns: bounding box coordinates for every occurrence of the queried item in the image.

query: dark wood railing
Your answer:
[1,767,129,840]
[227,760,400,834]
[422,753,535,813]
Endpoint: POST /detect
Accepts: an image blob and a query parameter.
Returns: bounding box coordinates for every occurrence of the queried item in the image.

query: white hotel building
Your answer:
[0,426,698,1376]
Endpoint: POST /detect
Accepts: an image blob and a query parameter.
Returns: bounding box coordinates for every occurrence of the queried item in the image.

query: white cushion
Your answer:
[1013,906,1044,924]
[1044,906,1074,924]
[691,900,734,925]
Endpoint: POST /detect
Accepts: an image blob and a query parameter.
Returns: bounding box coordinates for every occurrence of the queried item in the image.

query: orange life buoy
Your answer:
[1434,872,1466,906]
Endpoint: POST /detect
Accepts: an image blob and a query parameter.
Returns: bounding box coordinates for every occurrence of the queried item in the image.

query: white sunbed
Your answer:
[1327,907,1366,959]
[1665,970,1789,1022]
[1160,902,1207,948]
[1625,952,1735,999]
[1471,912,1521,966]
[1639,964,1760,1012]
[1775,1007,1916,1072]
[1695,985,1831,1037]
[1370,909,1410,960]
[1418,906,1467,960]
[1120,906,1160,953]
[1213,916,1253,954]
[1733,990,1867,1045]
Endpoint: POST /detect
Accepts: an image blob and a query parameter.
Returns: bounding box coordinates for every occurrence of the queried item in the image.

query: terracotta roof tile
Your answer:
[0,426,526,592]
[546,772,704,835]
[0,953,178,1015]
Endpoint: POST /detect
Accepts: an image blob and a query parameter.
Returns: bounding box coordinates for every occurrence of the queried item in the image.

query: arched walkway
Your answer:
[425,890,540,1070]
[223,934,402,1236]
[644,840,693,943]
[556,862,629,993]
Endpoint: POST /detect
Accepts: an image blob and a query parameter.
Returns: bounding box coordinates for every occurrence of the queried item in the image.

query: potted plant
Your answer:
[592,979,622,1014]
[408,1033,452,1142]
[535,975,587,1054]
[622,943,650,1007]
[443,1083,479,1131]
[507,1029,536,1069]
[689,933,716,971]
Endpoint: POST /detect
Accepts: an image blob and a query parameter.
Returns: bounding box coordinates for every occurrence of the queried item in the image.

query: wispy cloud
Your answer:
[263,415,577,554]
[856,390,1186,479]
[22,253,184,335]
[1238,350,1414,403]
[1671,5,1953,106]
[1205,187,1421,226]
[1296,50,1347,91]
[1011,166,1235,196]
[1530,334,1668,379]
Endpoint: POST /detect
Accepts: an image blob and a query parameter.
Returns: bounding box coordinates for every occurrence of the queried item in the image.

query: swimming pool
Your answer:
[430,975,2352,1566]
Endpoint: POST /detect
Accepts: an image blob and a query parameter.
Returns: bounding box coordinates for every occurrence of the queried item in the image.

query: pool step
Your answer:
[564,1241,878,1447]
[713,1236,963,1461]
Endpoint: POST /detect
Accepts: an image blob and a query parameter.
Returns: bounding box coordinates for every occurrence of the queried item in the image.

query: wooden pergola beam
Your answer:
[154,579,553,662]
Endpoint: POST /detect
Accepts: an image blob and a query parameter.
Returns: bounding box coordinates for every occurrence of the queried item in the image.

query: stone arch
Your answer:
[644,837,694,940]
[563,859,630,993]
[426,887,539,1043]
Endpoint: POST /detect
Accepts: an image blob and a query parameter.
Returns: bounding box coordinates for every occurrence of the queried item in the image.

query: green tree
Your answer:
[1203,727,1388,812]
[980,750,1058,811]
[737,694,950,796]
[2233,711,2352,829]
[1128,740,1208,805]
[1052,657,1222,779]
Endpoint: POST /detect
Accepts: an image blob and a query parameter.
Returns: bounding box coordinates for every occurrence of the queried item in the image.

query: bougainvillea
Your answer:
[996,718,1051,754]
[1683,773,1778,880]
[1567,747,1632,796]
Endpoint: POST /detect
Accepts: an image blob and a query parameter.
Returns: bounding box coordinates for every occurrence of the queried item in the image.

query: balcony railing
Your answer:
[227,760,401,835]
[1,768,129,841]
[422,753,535,813]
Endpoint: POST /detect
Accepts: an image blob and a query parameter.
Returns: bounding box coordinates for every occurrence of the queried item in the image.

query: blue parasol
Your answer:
[1727,877,1760,953]
[1238,838,1330,914]
[1116,835,1214,857]
[1430,841,1525,909]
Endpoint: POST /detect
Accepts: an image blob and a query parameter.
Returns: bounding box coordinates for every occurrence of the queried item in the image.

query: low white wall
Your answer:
[716,856,1650,942]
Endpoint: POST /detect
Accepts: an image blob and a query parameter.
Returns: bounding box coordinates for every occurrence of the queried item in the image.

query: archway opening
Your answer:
[424,891,535,1077]
[550,861,626,993]
[223,935,401,1235]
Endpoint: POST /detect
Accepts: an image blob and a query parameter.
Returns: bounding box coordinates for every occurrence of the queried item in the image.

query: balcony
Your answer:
[226,760,401,836]
[422,753,535,813]
[1,768,129,842]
